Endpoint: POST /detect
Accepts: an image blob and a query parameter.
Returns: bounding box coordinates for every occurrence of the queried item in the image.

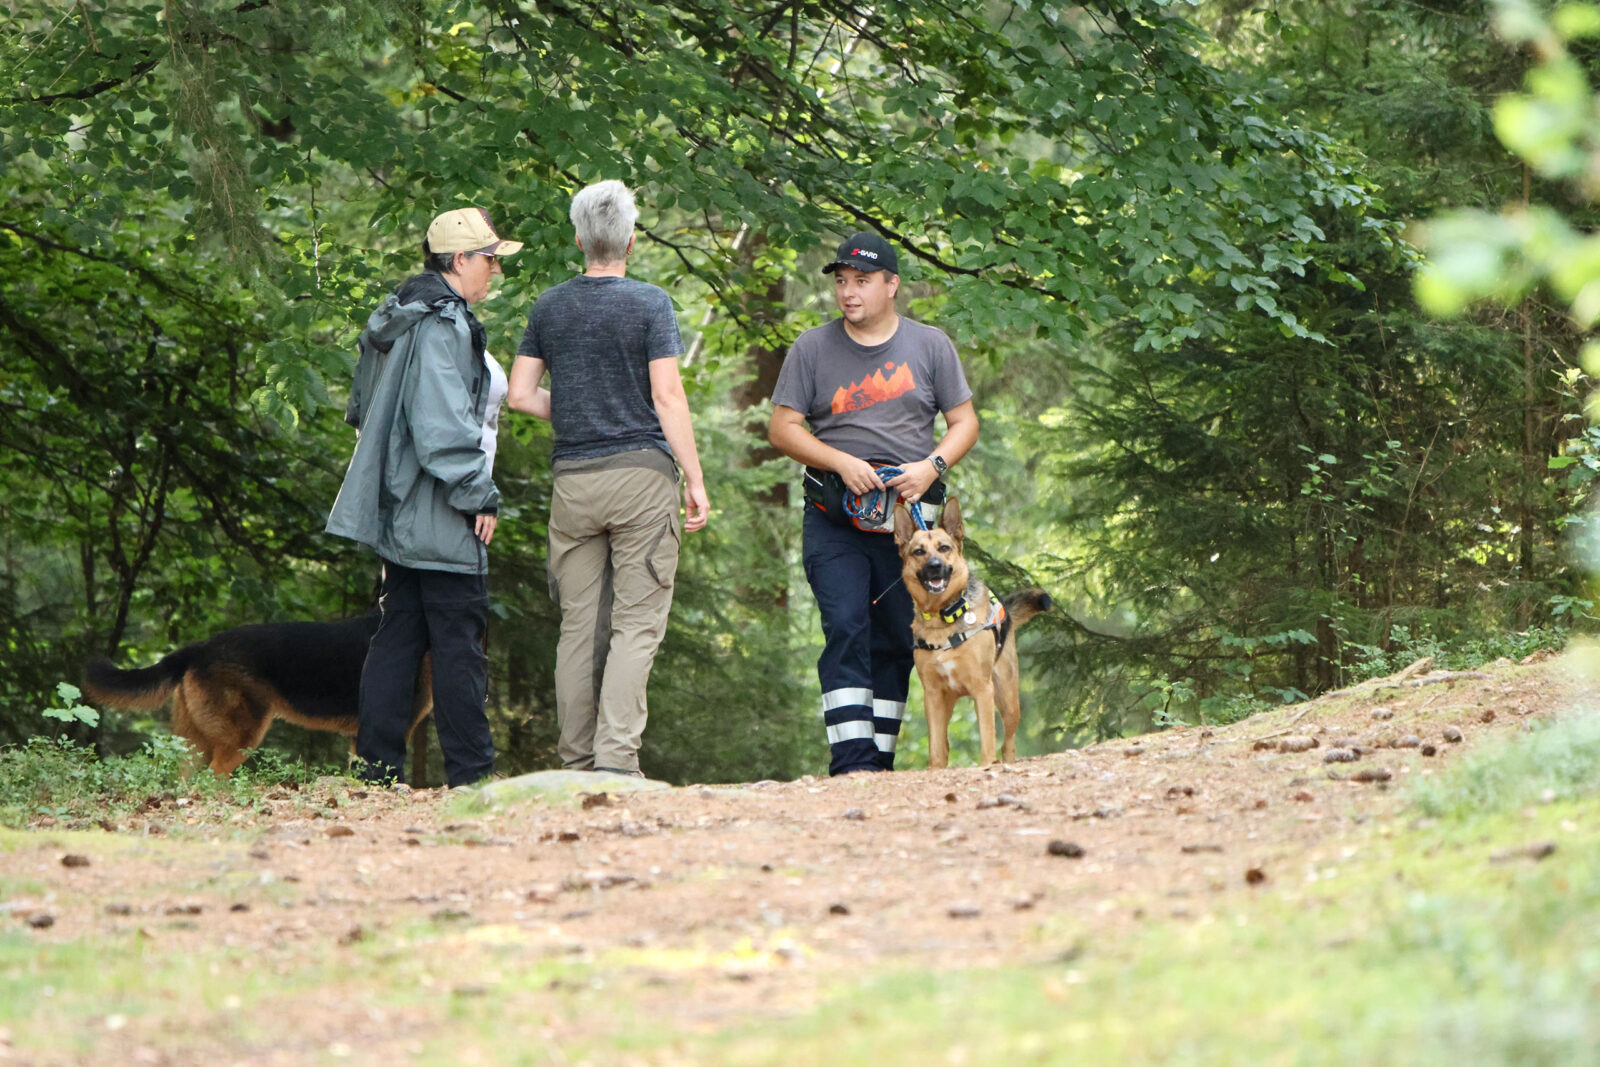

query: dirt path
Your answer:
[3,652,1573,1064]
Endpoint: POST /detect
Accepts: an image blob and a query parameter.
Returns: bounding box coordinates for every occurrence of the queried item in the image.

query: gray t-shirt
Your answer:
[771,317,972,463]
[516,275,683,463]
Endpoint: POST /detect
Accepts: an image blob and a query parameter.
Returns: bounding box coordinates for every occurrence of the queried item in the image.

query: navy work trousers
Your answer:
[357,559,494,788]
[801,507,914,775]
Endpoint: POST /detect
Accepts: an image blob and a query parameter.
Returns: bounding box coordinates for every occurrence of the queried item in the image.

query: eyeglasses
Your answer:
[472,252,499,261]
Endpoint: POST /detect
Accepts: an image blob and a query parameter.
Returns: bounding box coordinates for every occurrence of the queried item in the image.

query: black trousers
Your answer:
[357,559,493,787]
[801,507,915,775]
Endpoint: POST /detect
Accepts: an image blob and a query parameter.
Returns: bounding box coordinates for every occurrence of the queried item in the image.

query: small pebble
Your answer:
[27,914,56,929]
[1393,735,1421,749]
[1322,748,1358,764]
[60,855,90,868]
[1046,840,1085,858]
[1350,767,1392,783]
[1442,726,1464,743]
[828,903,850,916]
[1371,707,1395,721]
[841,808,866,821]
[1245,867,1267,885]
[948,904,982,919]
[1421,744,1438,757]
[1278,736,1317,753]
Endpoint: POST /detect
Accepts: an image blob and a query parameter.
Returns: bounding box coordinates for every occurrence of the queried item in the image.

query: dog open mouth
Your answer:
[919,568,951,594]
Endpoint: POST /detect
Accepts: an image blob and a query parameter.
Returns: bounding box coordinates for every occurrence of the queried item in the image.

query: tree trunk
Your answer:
[725,229,791,609]
[1519,161,1537,625]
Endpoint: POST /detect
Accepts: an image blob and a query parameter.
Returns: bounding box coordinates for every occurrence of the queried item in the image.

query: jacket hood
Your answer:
[364,272,464,348]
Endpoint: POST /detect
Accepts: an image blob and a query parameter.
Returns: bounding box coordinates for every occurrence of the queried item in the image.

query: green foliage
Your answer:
[1414,707,1600,819]
[1416,1,1600,320]
[1417,0,1600,309]
[40,683,97,729]
[0,735,339,829]
[1347,623,1567,681]
[992,0,1588,741]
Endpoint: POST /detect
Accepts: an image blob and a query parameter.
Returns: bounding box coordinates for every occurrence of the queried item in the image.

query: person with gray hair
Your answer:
[568,179,637,264]
[508,179,708,779]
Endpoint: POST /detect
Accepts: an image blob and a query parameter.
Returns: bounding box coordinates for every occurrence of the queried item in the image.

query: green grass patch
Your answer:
[0,734,348,829]
[1414,709,1600,819]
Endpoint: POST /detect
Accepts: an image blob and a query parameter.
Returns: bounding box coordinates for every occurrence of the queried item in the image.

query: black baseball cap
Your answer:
[822,232,899,275]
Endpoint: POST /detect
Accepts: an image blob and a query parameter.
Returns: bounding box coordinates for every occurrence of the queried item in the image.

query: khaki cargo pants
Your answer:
[547,463,682,772]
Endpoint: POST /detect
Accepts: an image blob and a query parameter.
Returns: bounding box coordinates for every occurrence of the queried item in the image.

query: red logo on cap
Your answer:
[851,248,879,259]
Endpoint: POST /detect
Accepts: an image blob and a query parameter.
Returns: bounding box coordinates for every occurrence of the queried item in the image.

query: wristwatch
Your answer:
[929,454,948,476]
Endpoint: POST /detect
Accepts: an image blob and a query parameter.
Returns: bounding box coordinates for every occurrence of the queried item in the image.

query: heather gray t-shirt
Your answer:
[516,275,683,463]
[771,317,972,463]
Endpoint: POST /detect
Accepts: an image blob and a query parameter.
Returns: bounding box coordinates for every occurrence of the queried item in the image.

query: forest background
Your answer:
[3,0,1592,785]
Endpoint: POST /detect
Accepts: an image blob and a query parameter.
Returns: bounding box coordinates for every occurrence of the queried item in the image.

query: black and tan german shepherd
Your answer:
[893,498,1052,769]
[82,615,431,776]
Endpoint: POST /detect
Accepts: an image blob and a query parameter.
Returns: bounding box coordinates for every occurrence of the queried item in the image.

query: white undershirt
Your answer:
[482,351,508,474]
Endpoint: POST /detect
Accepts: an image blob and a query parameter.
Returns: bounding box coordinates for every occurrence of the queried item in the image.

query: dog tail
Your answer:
[1003,588,1054,630]
[81,645,198,711]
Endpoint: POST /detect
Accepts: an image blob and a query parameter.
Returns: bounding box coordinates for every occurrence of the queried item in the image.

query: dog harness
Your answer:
[914,589,1010,653]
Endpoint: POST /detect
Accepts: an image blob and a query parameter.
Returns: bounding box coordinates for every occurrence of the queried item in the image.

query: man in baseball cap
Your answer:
[769,228,979,777]
[821,231,899,275]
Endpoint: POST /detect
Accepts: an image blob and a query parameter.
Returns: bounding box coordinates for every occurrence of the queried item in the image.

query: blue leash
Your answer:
[843,465,930,530]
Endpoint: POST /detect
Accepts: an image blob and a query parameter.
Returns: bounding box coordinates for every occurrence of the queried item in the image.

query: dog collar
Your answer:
[915,592,1009,652]
[923,595,969,625]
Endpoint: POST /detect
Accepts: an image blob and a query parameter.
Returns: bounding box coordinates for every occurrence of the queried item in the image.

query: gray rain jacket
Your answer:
[326,272,500,574]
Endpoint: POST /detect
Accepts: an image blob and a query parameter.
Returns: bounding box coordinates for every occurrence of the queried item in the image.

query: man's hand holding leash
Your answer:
[885,459,941,505]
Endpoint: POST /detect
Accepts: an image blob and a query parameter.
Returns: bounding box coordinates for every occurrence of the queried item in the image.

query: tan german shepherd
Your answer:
[893,499,1052,768]
[82,615,431,776]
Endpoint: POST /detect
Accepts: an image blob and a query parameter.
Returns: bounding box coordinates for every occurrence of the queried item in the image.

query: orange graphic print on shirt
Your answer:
[832,361,916,413]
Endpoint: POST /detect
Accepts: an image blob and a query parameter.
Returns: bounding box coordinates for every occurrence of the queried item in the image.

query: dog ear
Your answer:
[893,502,917,547]
[939,496,964,542]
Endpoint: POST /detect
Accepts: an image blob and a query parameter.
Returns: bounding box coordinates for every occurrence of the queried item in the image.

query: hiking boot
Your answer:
[594,766,645,779]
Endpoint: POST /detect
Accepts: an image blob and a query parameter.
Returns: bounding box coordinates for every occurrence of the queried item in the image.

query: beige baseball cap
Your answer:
[425,207,524,256]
